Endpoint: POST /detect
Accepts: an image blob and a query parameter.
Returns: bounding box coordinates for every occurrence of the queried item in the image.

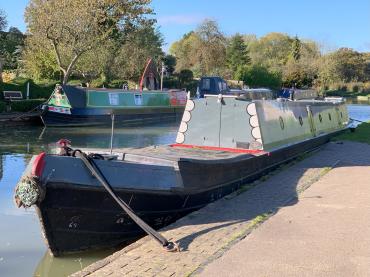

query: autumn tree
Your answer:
[247,32,293,72]
[170,20,226,77]
[194,19,227,76]
[169,31,200,72]
[110,21,163,82]
[328,48,366,82]
[24,0,153,84]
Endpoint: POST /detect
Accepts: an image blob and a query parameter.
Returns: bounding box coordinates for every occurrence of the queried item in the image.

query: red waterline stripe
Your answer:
[31,152,46,177]
[170,144,267,154]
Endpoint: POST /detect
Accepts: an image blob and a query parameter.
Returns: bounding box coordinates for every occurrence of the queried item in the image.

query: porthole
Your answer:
[319,114,322,122]
[299,116,303,126]
[328,113,332,121]
[279,116,284,130]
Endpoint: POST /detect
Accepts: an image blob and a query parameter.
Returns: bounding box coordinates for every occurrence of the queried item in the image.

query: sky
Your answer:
[0,0,369,53]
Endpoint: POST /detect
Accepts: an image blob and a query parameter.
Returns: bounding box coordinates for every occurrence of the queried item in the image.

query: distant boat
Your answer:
[40,58,187,127]
[40,86,187,127]
[15,87,349,256]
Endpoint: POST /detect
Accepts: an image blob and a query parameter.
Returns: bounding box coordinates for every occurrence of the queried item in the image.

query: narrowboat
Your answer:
[40,86,187,127]
[15,92,349,256]
[40,58,187,127]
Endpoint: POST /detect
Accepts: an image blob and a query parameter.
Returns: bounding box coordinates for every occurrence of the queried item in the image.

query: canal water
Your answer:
[1,104,370,277]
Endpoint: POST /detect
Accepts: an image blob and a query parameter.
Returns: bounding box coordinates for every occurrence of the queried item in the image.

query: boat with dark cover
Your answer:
[15,93,349,256]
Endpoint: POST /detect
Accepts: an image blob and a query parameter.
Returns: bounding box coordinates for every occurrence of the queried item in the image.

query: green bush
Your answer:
[0,79,56,100]
[178,69,194,85]
[163,77,179,89]
[10,99,46,112]
[162,77,198,96]
[90,79,105,88]
[0,101,6,113]
[182,80,198,96]
[237,65,282,89]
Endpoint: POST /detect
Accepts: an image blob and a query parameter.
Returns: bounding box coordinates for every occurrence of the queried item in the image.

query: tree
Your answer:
[22,35,60,81]
[1,28,25,70]
[178,69,193,86]
[331,48,366,82]
[226,34,250,79]
[247,32,293,72]
[169,31,200,72]
[162,54,176,76]
[25,0,153,84]
[290,35,301,61]
[169,19,227,77]
[194,19,227,76]
[110,21,164,82]
[236,65,282,89]
[318,48,367,84]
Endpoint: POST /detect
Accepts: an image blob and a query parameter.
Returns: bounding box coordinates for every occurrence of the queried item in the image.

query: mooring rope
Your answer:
[75,151,180,252]
[350,118,366,124]
[9,103,45,121]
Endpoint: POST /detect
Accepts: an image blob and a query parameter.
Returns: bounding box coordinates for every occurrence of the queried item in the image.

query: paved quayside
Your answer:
[71,141,370,277]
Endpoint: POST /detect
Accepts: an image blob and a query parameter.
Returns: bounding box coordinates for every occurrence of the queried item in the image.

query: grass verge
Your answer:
[334,122,370,144]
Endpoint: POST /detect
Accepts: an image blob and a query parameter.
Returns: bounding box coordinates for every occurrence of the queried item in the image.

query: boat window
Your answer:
[222,81,227,91]
[279,116,285,130]
[319,114,322,122]
[201,79,211,91]
[328,113,332,121]
[299,116,303,126]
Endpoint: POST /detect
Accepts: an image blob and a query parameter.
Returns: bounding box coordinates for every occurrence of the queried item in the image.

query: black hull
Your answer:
[41,108,184,127]
[36,130,342,256]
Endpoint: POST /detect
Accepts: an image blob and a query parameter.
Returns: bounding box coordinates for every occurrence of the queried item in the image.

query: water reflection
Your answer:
[0,123,178,155]
[34,249,115,277]
[1,105,370,277]
[0,123,177,277]
[0,155,3,181]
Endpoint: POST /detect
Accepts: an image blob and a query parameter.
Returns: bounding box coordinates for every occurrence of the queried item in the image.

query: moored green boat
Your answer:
[41,86,187,127]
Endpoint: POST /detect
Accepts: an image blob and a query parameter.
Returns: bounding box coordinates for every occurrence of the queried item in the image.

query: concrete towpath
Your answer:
[201,142,370,277]
[71,141,370,277]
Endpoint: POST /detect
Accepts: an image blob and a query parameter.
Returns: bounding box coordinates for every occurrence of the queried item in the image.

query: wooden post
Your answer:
[160,62,164,91]
[27,82,30,99]
[110,113,115,154]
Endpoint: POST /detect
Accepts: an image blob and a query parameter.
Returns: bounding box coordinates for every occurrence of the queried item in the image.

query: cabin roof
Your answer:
[62,85,86,108]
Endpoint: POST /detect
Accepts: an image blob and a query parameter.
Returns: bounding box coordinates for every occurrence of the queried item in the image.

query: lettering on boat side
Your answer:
[134,94,143,106]
[154,216,172,226]
[68,216,80,229]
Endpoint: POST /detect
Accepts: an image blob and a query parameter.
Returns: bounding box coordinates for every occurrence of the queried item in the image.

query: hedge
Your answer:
[0,79,56,100]
[8,99,46,112]
[0,101,6,113]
